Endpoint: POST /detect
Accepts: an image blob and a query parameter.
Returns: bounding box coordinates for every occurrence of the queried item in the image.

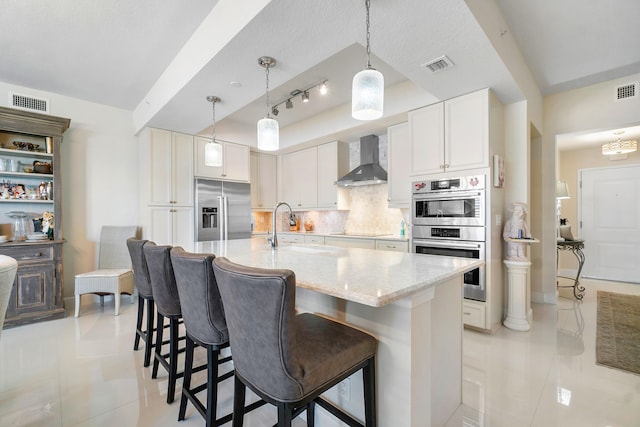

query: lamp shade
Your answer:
[257,117,279,151]
[556,181,570,199]
[204,140,223,167]
[352,68,384,121]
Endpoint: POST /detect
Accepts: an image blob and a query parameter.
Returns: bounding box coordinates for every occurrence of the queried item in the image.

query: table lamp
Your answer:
[556,181,570,241]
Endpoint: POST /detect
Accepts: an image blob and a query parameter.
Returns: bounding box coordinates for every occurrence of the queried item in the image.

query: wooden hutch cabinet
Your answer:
[0,107,70,328]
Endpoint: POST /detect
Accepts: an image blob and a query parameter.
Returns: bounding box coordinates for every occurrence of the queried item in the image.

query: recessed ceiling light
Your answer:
[229,81,242,88]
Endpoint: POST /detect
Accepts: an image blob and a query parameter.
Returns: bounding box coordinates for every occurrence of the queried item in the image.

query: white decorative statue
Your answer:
[503,202,530,261]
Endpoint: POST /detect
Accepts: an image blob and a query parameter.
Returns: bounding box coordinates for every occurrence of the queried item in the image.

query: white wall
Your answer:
[541,73,640,302]
[0,82,138,298]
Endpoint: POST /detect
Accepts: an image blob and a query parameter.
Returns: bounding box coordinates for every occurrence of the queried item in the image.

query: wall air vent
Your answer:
[614,82,637,102]
[9,92,50,114]
[421,55,455,74]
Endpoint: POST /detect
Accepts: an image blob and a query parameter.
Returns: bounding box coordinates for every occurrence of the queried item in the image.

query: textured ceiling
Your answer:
[1,0,639,151]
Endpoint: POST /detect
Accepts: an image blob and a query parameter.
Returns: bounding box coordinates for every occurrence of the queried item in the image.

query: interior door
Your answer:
[580,165,640,283]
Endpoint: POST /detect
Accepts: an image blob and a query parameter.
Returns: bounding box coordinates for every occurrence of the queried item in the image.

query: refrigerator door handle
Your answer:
[223,196,229,240]
[217,196,225,241]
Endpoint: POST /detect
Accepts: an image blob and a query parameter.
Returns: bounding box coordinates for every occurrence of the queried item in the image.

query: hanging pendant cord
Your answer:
[265,65,271,118]
[211,101,216,142]
[365,0,371,69]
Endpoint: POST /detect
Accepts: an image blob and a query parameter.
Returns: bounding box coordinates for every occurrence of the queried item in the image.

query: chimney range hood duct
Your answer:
[336,134,387,187]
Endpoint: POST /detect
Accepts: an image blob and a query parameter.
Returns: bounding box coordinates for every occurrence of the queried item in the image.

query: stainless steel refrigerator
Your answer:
[195,179,251,242]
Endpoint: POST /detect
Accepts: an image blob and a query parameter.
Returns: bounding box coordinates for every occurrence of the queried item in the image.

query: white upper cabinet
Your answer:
[387,122,411,207]
[410,89,490,175]
[144,128,193,206]
[194,137,250,182]
[317,141,350,209]
[250,151,277,210]
[281,146,318,210]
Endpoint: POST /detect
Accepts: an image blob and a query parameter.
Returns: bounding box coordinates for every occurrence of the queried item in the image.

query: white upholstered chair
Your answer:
[0,255,19,338]
[74,226,138,317]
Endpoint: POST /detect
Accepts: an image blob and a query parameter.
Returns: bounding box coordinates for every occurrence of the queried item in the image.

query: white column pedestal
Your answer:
[503,260,531,331]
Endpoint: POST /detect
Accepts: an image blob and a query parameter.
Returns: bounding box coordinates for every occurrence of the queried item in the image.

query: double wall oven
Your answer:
[411,175,487,302]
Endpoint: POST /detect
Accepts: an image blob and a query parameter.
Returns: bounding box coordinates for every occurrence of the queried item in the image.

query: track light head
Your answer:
[320,81,328,95]
[285,99,293,109]
[302,91,310,103]
[272,106,279,116]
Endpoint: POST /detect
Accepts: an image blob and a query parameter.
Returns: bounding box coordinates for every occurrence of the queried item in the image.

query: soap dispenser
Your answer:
[400,220,405,237]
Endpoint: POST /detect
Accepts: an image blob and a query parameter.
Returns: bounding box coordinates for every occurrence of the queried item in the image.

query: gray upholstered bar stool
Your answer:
[126,238,156,368]
[212,257,378,427]
[170,247,244,426]
[143,242,193,404]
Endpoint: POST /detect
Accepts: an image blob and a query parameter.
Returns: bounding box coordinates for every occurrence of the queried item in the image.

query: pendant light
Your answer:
[205,96,223,167]
[352,0,384,121]
[257,56,279,151]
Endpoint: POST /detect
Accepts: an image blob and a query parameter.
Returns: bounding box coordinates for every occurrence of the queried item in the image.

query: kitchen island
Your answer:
[196,238,482,427]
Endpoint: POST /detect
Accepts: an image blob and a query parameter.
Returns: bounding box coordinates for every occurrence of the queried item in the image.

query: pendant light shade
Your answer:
[205,95,223,167]
[257,56,279,151]
[352,0,383,121]
[257,117,279,151]
[352,67,384,120]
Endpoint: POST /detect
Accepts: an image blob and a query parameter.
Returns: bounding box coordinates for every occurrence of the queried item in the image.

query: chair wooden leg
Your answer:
[179,336,195,421]
[363,357,377,427]
[74,294,81,318]
[306,401,315,427]
[167,318,179,404]
[152,313,164,379]
[144,299,155,367]
[114,292,121,316]
[232,376,246,427]
[206,346,219,427]
[134,297,144,350]
[277,403,293,427]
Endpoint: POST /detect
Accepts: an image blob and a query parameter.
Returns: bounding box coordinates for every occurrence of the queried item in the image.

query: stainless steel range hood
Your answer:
[336,134,387,187]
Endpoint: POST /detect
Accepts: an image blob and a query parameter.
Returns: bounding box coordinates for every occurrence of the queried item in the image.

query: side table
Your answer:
[556,239,586,300]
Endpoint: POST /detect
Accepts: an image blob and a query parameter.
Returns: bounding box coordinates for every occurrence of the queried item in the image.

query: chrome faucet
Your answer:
[269,202,294,248]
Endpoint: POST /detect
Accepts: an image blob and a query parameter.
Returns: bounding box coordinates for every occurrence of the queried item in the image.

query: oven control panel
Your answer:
[431,227,460,238]
[412,175,485,194]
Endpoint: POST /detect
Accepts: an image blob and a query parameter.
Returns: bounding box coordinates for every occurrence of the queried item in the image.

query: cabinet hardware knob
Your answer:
[463,311,471,315]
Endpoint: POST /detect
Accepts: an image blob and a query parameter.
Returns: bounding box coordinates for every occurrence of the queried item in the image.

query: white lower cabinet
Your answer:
[375,240,409,252]
[278,233,305,244]
[324,237,376,250]
[148,206,194,251]
[462,300,486,329]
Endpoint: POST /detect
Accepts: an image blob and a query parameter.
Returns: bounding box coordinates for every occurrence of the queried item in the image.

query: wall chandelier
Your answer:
[269,80,328,117]
[602,138,637,155]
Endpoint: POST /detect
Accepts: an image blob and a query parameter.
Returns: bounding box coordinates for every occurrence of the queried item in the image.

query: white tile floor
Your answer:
[1,278,639,427]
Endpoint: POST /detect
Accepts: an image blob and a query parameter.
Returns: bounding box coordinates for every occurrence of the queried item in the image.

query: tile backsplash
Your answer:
[252,183,409,237]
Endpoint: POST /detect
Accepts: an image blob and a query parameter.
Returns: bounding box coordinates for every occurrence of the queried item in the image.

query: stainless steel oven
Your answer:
[412,175,485,227]
[412,226,486,302]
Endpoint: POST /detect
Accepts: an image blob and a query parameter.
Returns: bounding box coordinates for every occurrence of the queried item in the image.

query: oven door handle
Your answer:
[413,239,482,250]
[414,191,483,201]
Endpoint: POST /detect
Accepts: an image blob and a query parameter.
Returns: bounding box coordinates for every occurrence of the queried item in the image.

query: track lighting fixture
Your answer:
[268,80,328,116]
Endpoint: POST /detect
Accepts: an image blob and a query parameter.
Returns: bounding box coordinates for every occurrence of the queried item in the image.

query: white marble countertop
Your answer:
[254,231,410,242]
[196,239,482,307]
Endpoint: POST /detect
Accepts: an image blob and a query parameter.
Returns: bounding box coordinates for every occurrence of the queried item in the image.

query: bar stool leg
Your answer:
[179,336,195,421]
[143,299,155,367]
[306,401,315,427]
[166,318,179,403]
[363,357,377,427]
[232,376,246,427]
[206,346,219,427]
[152,313,165,379]
[133,297,144,350]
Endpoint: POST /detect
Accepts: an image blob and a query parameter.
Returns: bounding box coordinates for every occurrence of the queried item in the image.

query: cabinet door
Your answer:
[223,142,250,182]
[297,147,318,209]
[317,142,338,208]
[173,206,195,251]
[148,207,173,246]
[149,129,173,205]
[445,90,489,172]
[409,103,444,175]
[251,152,276,209]
[194,136,223,179]
[172,132,194,206]
[5,263,56,318]
[387,122,411,207]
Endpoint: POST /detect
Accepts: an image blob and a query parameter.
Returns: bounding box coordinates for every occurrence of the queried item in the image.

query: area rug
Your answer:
[596,291,640,375]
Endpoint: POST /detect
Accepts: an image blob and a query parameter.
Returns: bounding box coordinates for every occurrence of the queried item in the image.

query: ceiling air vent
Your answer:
[421,55,455,74]
[9,92,50,114]
[614,82,637,102]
